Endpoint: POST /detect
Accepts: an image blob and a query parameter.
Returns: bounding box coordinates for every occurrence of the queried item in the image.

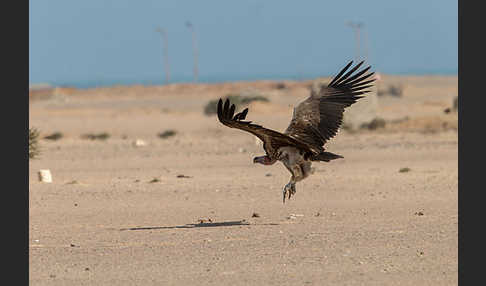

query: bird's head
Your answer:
[253,155,273,165]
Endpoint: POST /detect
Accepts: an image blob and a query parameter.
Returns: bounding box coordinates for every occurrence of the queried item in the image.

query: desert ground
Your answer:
[29,74,458,285]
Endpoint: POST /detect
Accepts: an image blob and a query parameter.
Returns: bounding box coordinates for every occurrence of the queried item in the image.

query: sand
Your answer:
[29,75,458,285]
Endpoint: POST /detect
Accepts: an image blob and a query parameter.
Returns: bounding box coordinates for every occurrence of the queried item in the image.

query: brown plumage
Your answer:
[217,61,375,202]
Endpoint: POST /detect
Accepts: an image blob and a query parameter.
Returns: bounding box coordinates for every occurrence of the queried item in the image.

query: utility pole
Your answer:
[155,27,170,84]
[345,21,365,62]
[185,21,199,83]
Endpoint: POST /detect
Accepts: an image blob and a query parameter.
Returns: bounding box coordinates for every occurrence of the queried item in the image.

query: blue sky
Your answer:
[29,0,457,87]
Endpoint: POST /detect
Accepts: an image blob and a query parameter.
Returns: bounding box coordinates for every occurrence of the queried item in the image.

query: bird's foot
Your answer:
[282,182,296,203]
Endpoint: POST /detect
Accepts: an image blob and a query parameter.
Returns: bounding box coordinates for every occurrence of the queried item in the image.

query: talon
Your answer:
[282,183,296,203]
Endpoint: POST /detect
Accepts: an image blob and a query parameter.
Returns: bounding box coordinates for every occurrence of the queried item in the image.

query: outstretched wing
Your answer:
[217,98,312,155]
[285,60,375,150]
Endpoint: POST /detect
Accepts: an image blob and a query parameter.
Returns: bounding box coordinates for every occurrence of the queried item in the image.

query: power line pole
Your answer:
[155,27,170,84]
[185,21,199,83]
[363,26,369,63]
[345,21,365,62]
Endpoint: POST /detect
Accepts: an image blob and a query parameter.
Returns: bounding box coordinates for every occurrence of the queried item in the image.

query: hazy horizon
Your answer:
[30,0,457,88]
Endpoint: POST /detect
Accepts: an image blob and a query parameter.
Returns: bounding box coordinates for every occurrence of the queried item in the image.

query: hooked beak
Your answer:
[253,156,264,164]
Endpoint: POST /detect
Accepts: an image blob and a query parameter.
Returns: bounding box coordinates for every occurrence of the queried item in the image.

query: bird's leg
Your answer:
[283,180,297,203]
[282,165,303,203]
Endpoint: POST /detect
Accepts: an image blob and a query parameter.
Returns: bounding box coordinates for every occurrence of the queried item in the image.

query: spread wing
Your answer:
[285,61,375,150]
[217,98,312,155]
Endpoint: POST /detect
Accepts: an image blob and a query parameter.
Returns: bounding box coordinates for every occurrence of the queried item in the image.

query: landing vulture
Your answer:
[217,61,375,202]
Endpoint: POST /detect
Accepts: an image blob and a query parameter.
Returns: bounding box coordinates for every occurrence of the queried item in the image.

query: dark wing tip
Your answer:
[240,108,249,120]
[229,104,236,119]
[328,61,354,87]
[217,98,224,121]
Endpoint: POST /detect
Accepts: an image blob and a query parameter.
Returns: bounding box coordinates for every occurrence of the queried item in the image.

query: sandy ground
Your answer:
[29,75,458,285]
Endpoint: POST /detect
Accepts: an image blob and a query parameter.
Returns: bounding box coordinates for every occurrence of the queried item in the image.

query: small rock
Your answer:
[133,139,147,147]
[252,212,260,218]
[38,169,53,183]
[287,213,304,219]
[415,211,424,216]
[265,173,272,177]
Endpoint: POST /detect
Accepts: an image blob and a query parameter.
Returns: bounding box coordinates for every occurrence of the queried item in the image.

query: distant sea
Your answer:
[33,69,458,89]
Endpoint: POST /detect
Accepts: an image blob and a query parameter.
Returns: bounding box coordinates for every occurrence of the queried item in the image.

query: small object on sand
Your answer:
[252,212,260,218]
[287,213,304,219]
[133,139,147,147]
[38,169,52,183]
[415,211,424,216]
[198,218,213,224]
[44,132,63,141]
[149,178,161,183]
[177,174,192,178]
[265,173,272,177]
[158,130,177,139]
[399,167,411,173]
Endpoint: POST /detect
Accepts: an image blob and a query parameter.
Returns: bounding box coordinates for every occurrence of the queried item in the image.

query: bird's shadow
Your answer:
[119,220,278,231]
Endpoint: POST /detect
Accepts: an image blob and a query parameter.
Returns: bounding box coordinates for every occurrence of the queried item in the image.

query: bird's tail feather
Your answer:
[310,152,343,162]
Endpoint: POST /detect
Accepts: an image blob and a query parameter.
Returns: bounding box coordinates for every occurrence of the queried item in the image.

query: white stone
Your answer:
[38,169,52,183]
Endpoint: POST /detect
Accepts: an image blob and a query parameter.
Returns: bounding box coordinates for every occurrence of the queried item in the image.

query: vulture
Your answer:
[217,61,375,202]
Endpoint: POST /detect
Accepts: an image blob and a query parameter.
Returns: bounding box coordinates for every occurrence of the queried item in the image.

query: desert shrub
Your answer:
[377,84,403,97]
[399,167,411,173]
[44,132,63,141]
[204,93,269,116]
[360,117,386,130]
[158,130,177,139]
[81,132,110,140]
[274,82,286,89]
[29,128,41,159]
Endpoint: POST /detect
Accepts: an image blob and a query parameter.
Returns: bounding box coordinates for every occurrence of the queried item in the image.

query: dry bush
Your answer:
[158,130,177,139]
[360,117,386,130]
[81,132,110,141]
[377,84,403,97]
[44,132,63,141]
[29,128,41,159]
